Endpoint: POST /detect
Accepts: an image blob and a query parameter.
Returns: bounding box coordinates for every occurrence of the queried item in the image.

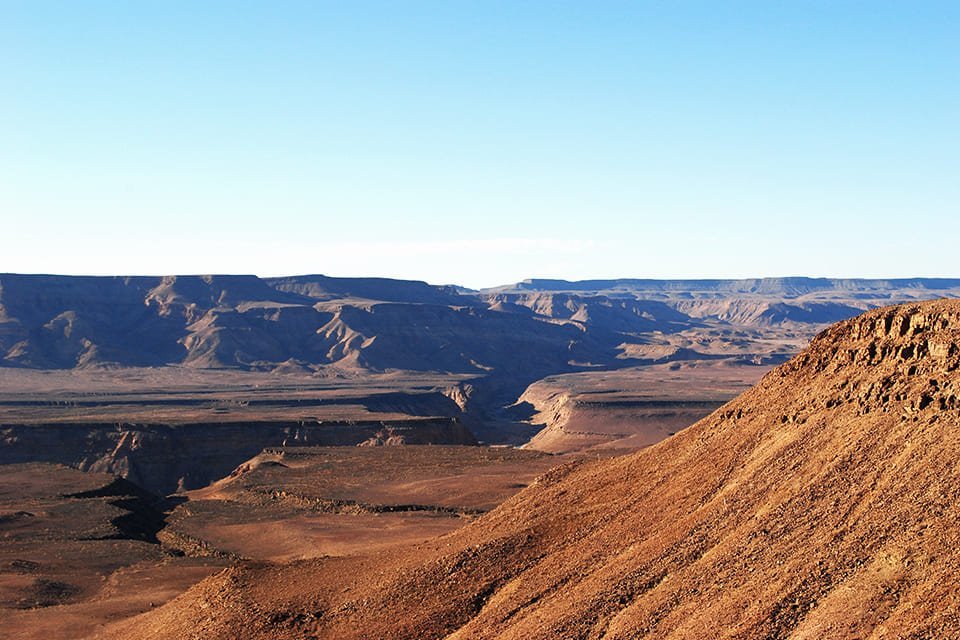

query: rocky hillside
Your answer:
[4,274,957,374]
[101,299,960,638]
[0,274,630,374]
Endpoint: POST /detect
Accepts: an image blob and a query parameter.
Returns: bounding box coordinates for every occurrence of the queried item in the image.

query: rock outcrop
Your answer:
[0,418,476,495]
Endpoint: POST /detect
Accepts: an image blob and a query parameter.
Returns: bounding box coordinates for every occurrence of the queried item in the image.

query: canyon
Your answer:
[4,273,959,488]
[93,298,960,639]
[3,275,960,637]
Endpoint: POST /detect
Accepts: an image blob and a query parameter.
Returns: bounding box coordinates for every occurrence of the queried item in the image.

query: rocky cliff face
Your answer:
[516,382,726,453]
[0,274,624,375]
[106,299,960,639]
[0,418,476,495]
[6,274,957,373]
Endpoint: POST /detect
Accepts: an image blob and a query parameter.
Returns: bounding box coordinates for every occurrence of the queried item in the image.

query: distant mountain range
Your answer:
[1,273,958,373]
[489,276,960,295]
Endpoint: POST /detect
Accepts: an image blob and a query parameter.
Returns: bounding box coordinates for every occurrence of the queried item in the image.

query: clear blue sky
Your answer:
[2,1,957,288]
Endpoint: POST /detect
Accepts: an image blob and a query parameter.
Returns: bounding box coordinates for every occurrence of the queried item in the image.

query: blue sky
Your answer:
[2,1,958,288]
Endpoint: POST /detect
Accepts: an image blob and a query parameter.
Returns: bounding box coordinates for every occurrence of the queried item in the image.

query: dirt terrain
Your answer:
[516,361,771,452]
[167,446,564,562]
[0,448,568,639]
[0,463,227,640]
[94,299,960,639]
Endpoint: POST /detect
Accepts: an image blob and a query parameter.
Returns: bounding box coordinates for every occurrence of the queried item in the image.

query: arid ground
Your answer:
[3,276,960,637]
[83,298,960,639]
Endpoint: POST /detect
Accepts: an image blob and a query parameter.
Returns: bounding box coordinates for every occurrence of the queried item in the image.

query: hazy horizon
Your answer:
[4,2,958,288]
[5,271,960,292]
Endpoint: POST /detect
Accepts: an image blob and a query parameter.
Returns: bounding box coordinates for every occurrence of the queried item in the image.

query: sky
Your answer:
[1,1,958,289]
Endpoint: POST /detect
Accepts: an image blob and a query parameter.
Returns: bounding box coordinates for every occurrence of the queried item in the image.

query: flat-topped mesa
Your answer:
[498,277,960,295]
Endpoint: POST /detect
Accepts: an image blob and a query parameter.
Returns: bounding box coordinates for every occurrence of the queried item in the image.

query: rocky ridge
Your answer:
[5,274,957,373]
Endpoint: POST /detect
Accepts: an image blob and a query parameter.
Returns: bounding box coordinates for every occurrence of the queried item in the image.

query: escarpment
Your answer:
[0,418,476,495]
